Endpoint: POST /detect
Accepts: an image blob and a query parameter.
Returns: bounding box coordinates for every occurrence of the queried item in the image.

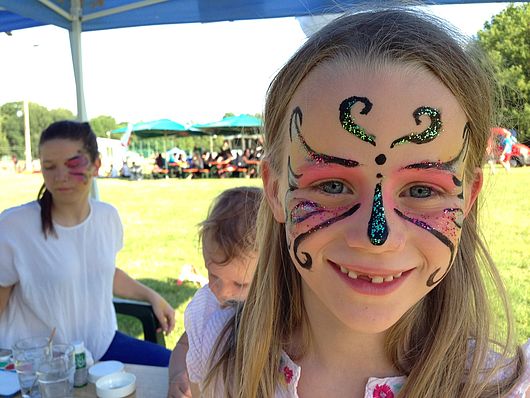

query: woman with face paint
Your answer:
[182,6,530,398]
[0,120,175,366]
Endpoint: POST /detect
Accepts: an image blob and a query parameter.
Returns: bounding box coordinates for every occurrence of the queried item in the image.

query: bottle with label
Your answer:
[73,340,88,387]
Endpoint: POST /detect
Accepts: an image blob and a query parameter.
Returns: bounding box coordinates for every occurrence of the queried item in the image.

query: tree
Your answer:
[90,115,118,137]
[477,3,530,142]
[0,102,75,158]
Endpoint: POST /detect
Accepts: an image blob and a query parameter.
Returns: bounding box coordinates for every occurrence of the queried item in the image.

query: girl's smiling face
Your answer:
[40,138,99,204]
[264,63,482,334]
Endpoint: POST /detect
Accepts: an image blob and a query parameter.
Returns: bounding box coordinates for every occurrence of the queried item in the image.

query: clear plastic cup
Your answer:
[12,336,52,398]
[37,344,75,398]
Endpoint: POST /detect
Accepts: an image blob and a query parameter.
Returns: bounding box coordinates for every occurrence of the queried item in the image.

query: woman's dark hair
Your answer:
[38,120,98,238]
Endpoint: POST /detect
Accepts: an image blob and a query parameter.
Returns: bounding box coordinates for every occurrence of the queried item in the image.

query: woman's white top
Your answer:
[0,200,122,359]
[186,286,530,397]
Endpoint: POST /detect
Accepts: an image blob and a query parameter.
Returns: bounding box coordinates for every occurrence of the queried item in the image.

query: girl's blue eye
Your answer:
[409,186,433,198]
[320,181,347,194]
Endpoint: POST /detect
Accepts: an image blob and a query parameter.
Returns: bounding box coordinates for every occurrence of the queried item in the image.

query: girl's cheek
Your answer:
[286,198,351,238]
[396,207,464,247]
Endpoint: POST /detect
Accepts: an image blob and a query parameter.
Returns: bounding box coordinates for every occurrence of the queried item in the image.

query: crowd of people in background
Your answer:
[112,139,264,181]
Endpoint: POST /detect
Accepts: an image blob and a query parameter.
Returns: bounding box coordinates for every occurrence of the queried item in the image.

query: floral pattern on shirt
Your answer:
[366,376,405,398]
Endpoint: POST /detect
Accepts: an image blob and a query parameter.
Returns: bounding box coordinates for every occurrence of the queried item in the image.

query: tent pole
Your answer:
[69,0,87,122]
[69,0,98,198]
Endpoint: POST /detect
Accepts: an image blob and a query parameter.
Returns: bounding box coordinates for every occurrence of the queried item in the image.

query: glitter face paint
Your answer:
[65,154,91,183]
[394,207,464,286]
[339,96,376,146]
[390,106,442,148]
[368,183,388,246]
[290,202,361,269]
[286,107,362,269]
[275,64,476,334]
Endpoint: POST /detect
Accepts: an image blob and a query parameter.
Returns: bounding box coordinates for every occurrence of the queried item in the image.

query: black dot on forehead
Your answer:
[376,173,383,179]
[375,154,386,165]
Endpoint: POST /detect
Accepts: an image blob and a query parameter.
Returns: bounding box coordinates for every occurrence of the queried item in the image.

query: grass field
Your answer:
[0,167,528,350]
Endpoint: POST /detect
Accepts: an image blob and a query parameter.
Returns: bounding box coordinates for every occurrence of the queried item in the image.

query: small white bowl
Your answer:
[96,371,136,398]
[88,360,125,383]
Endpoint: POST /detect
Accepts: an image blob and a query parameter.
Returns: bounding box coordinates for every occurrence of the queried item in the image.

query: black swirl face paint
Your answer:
[339,96,376,146]
[286,106,361,269]
[291,203,361,269]
[390,107,442,148]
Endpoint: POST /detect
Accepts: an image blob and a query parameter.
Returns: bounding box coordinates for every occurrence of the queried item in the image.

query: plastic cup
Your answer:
[37,344,75,398]
[12,336,52,398]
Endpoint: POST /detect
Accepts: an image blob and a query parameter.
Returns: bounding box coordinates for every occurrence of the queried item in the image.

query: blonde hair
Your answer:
[203,6,525,397]
[199,186,262,264]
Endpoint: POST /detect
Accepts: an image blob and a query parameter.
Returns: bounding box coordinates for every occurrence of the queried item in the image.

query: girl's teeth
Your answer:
[348,270,358,279]
[338,265,406,283]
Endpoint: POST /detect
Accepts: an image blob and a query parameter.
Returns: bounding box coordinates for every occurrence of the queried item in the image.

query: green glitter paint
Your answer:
[390,106,442,148]
[368,183,388,245]
[339,96,376,146]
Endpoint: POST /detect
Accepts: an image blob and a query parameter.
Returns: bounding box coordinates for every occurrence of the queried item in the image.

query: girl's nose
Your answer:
[343,186,406,253]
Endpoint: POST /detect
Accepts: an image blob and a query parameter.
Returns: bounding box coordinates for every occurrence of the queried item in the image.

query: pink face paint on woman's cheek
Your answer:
[65,154,91,183]
[394,207,464,286]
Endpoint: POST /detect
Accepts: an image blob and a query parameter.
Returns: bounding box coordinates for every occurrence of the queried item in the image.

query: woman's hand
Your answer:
[113,268,175,334]
[148,291,176,335]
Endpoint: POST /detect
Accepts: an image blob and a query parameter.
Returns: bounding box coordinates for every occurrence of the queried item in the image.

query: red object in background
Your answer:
[491,127,530,167]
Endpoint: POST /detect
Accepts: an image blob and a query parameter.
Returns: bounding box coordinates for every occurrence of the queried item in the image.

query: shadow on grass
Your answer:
[116,278,199,343]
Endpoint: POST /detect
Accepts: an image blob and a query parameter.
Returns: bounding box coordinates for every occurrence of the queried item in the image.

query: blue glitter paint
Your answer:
[368,183,389,246]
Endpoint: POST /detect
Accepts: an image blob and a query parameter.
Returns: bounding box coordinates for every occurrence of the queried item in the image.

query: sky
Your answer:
[0,3,515,126]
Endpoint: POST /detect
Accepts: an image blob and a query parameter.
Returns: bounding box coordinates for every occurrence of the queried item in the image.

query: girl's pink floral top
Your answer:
[185,286,530,397]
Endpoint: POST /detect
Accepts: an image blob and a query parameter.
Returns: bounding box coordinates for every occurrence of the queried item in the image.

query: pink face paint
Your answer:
[286,198,360,269]
[65,154,91,183]
[394,207,464,286]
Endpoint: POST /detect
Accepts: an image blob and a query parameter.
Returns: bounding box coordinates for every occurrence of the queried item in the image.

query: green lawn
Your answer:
[0,167,528,349]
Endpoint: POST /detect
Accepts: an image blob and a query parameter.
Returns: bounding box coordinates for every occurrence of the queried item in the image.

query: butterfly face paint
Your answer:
[65,154,91,183]
[274,63,476,334]
[40,139,97,203]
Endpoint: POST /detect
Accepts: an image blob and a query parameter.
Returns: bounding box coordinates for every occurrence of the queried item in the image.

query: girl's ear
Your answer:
[464,167,483,216]
[92,157,102,176]
[262,160,286,223]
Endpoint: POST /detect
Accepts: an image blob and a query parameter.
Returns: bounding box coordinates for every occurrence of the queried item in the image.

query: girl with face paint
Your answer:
[0,120,176,367]
[183,7,530,398]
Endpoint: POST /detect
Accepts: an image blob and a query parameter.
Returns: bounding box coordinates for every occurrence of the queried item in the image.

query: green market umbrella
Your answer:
[192,114,262,135]
[111,118,204,138]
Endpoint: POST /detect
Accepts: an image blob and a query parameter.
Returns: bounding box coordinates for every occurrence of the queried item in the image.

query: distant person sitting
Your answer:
[120,161,131,178]
[155,153,165,169]
[216,140,233,163]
